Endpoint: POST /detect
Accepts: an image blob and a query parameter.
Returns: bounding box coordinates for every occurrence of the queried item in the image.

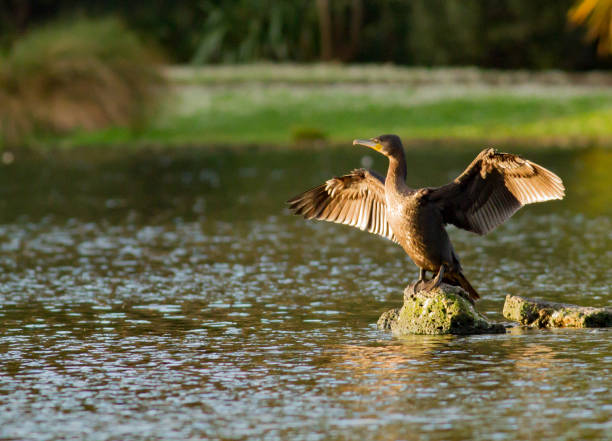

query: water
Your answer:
[0,145,610,441]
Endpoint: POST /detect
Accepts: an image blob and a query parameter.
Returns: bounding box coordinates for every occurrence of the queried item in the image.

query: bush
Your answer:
[0,17,167,146]
[291,126,328,144]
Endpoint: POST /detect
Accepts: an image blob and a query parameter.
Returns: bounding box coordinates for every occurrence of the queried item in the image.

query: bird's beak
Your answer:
[353,139,382,152]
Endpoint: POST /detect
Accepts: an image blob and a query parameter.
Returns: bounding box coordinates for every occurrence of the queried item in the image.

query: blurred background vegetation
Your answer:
[0,0,611,148]
[2,0,611,68]
[0,18,166,146]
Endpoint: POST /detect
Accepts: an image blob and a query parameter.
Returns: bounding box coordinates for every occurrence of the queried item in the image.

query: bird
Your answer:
[287,134,565,302]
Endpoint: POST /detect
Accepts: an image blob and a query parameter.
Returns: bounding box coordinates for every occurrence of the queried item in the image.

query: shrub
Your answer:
[0,17,167,146]
[291,126,328,144]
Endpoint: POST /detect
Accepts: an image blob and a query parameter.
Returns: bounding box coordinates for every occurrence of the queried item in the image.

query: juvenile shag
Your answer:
[287,135,565,301]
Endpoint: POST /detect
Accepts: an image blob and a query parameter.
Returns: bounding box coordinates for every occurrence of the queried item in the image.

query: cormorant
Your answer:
[287,135,565,301]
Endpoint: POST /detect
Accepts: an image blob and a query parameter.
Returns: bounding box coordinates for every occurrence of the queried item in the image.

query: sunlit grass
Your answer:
[50,82,612,148]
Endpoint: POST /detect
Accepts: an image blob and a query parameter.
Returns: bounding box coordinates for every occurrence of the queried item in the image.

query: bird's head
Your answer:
[352,134,404,159]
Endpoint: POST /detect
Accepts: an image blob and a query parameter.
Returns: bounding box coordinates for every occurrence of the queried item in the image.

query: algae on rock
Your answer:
[378,283,505,335]
[503,295,612,328]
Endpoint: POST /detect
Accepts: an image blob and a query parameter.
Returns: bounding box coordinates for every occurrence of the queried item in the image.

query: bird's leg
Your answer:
[423,264,446,291]
[419,268,427,282]
[409,268,428,294]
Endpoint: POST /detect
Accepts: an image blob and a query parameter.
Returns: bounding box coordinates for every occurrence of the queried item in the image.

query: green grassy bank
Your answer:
[19,65,612,148]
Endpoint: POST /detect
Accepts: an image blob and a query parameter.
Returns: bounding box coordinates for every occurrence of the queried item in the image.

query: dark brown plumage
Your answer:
[287,134,565,301]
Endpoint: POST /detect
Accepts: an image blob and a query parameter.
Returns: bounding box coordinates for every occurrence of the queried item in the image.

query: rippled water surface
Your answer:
[0,146,610,440]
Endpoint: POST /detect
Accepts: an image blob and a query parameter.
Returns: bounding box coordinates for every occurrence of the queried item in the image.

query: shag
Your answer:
[287,135,565,301]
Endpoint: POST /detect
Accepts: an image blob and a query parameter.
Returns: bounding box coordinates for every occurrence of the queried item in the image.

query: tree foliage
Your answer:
[569,0,612,55]
[0,0,610,69]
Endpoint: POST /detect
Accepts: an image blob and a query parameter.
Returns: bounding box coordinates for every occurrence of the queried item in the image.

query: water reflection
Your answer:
[0,146,610,441]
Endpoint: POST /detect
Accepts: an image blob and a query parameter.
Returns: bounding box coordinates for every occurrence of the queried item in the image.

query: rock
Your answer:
[377,308,400,330]
[378,283,506,335]
[503,295,612,328]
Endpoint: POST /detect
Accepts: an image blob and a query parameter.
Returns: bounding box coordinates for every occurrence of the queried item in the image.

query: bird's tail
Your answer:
[443,271,480,301]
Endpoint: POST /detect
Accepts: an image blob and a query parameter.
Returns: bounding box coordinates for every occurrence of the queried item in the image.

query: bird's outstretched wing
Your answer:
[428,148,565,235]
[287,168,398,242]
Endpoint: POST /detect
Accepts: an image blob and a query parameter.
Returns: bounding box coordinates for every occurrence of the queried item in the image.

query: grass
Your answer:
[6,64,612,148]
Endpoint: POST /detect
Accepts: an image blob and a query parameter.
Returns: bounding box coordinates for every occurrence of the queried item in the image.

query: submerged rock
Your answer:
[378,283,506,335]
[503,295,612,328]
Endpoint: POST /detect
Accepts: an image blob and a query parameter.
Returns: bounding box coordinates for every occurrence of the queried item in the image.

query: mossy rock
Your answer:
[378,283,506,335]
[503,295,612,328]
[377,308,400,330]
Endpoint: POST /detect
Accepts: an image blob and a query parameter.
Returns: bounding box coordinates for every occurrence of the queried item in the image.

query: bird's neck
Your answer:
[385,154,408,195]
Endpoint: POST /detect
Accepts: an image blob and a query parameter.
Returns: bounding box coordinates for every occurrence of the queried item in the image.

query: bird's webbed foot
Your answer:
[408,268,428,294]
[409,279,427,295]
[420,265,446,292]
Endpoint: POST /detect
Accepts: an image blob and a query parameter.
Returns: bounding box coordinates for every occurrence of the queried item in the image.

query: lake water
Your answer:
[0,145,610,441]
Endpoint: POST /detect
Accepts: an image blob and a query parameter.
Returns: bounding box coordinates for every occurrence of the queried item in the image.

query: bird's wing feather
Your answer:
[287,169,398,242]
[428,148,565,235]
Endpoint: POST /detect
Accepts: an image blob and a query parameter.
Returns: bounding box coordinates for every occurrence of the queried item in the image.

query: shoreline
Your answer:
[4,64,612,150]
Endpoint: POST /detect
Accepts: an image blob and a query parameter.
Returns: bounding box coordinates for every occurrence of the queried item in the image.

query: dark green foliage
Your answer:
[191,0,319,63]
[0,0,610,68]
